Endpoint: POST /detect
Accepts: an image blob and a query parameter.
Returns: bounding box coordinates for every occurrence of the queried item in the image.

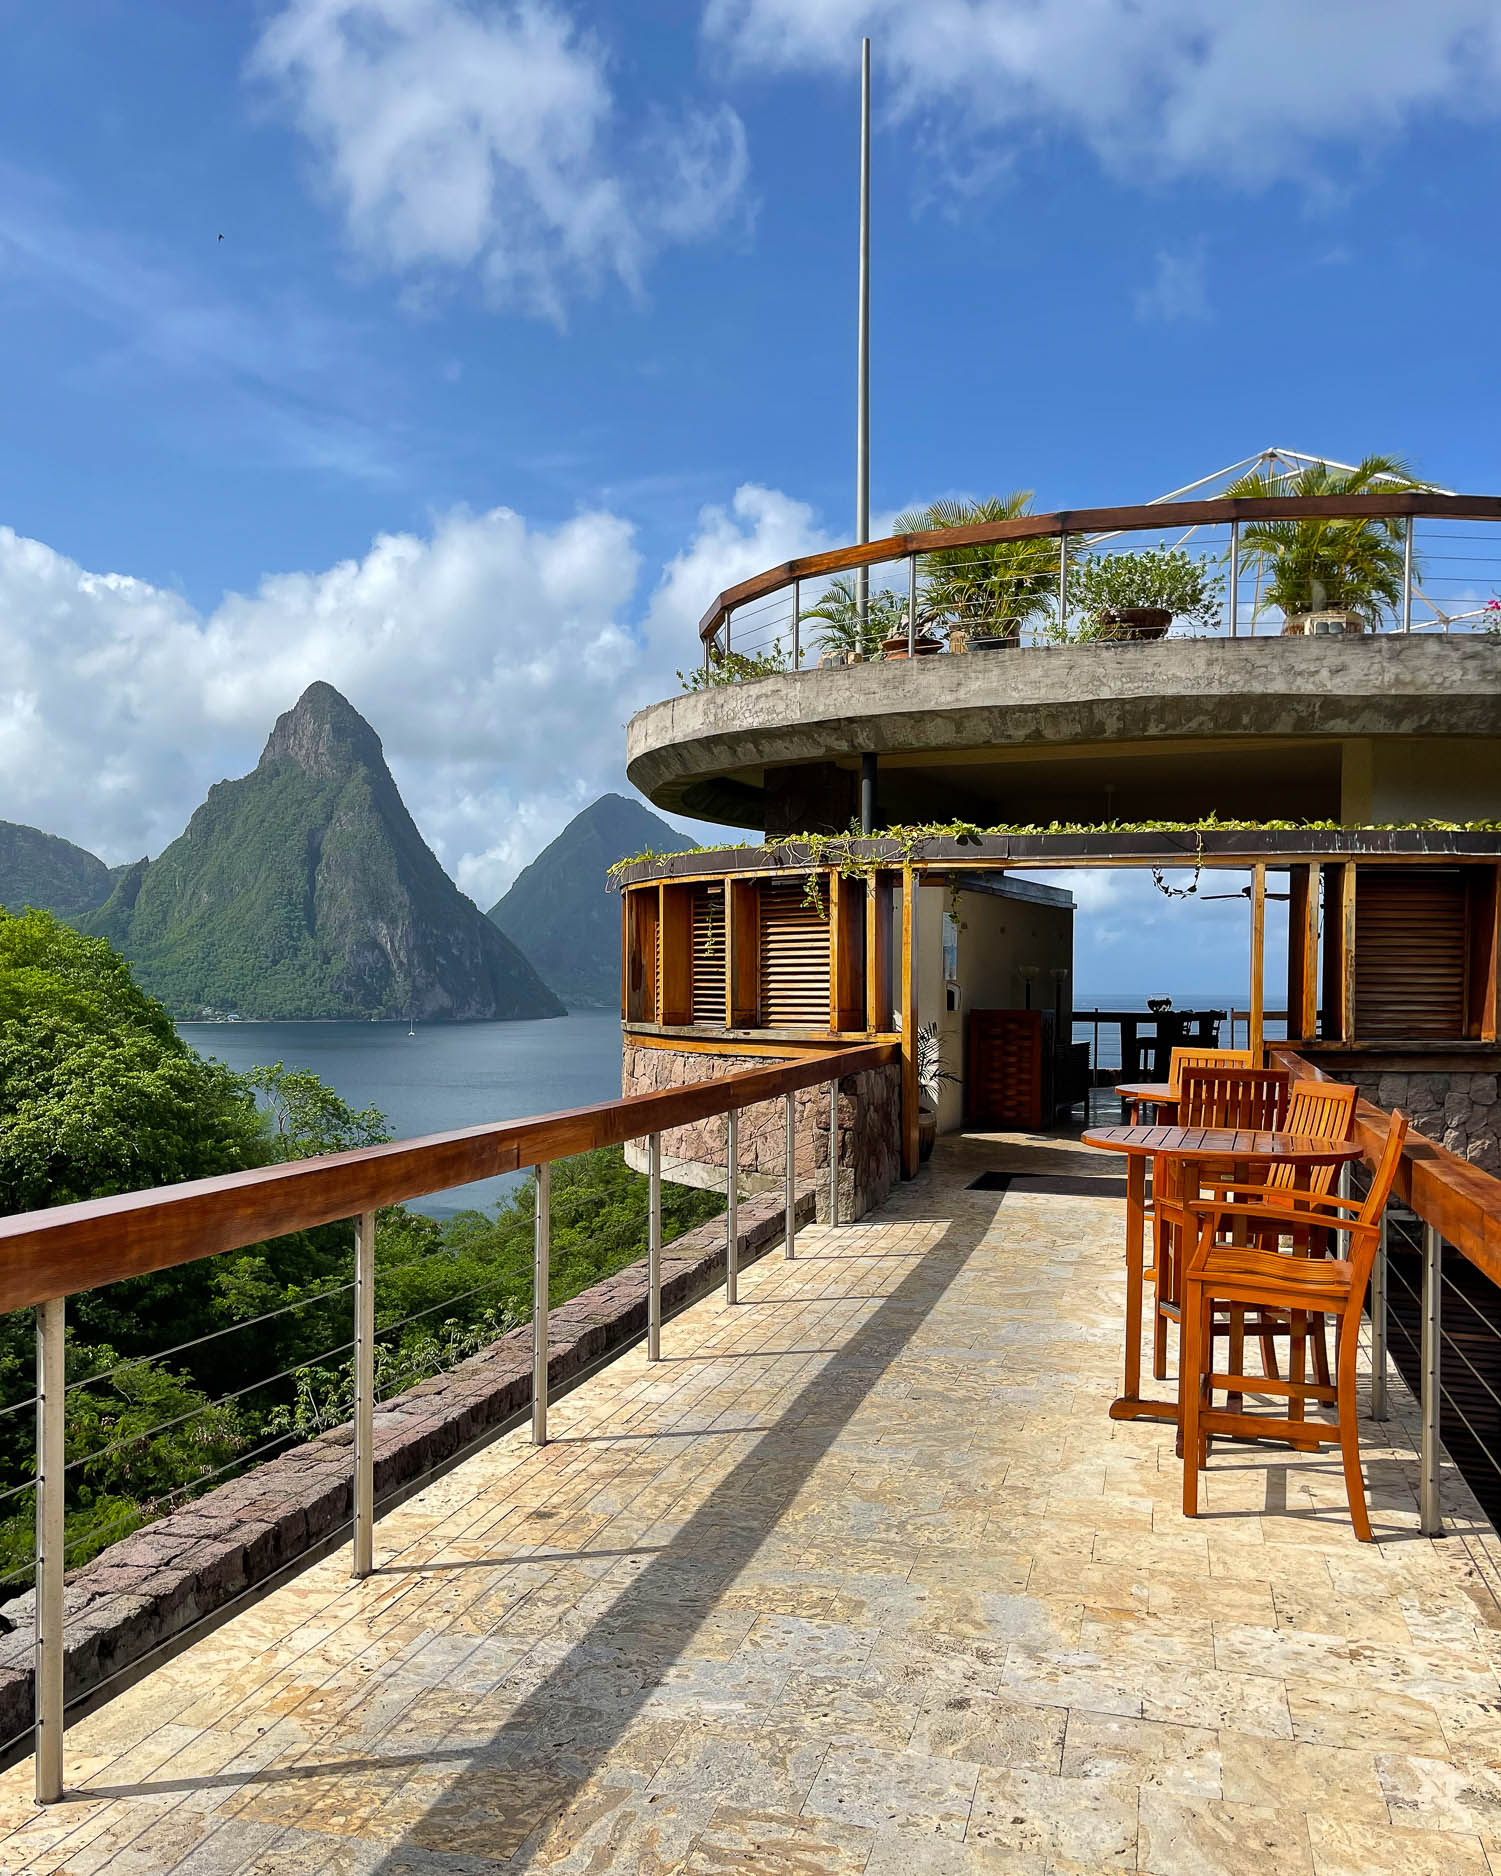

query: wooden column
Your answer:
[1300,863,1320,1041]
[1467,863,1500,1042]
[1248,863,1266,1064]
[1321,860,1357,1043]
[900,867,919,1179]
[830,872,865,1032]
[1286,865,1309,1040]
[658,883,693,1027]
[867,872,892,1032]
[727,876,759,1027]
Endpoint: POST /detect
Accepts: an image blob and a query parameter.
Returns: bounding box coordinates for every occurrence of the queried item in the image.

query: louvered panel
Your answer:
[1356,871,1467,1038]
[966,1009,1047,1130]
[691,886,726,1026]
[758,882,831,1028]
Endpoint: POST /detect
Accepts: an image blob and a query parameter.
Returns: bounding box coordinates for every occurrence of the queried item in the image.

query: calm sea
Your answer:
[178,1011,623,1218]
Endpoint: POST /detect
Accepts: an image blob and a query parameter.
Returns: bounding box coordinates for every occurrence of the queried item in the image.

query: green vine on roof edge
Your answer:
[607,816,1501,894]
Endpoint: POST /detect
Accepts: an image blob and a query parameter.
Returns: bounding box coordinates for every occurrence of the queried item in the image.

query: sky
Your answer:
[0,0,1497,993]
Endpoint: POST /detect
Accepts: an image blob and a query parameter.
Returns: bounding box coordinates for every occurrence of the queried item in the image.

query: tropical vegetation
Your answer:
[0,910,723,1586]
[895,493,1068,641]
[1224,453,1423,630]
[797,574,905,661]
[1064,546,1225,639]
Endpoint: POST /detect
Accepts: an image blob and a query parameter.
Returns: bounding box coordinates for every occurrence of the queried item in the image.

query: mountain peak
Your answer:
[258,682,386,781]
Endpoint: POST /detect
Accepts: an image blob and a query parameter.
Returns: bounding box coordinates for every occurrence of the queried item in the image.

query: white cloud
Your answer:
[254,0,750,321]
[703,0,1501,187]
[1133,246,1208,325]
[0,482,829,910]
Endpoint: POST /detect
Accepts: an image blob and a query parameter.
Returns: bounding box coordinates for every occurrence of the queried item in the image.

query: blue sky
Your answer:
[0,0,1496,993]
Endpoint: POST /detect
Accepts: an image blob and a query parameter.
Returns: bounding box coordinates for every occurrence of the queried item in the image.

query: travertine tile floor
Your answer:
[4,1128,1501,1873]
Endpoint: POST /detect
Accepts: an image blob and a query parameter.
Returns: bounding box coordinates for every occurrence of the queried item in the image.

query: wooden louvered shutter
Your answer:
[758,881,831,1027]
[1355,869,1467,1039]
[691,885,726,1026]
[966,1009,1045,1130]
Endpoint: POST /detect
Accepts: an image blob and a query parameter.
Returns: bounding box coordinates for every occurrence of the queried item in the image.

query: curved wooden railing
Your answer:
[0,1042,897,1315]
[698,490,1501,642]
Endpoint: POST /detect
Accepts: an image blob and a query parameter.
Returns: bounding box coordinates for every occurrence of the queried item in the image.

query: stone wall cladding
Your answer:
[0,1189,810,1750]
[621,1044,902,1222]
[1357,1071,1501,1175]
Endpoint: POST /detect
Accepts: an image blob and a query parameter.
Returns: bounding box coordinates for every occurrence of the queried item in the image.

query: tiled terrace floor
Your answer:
[4,1130,1501,1874]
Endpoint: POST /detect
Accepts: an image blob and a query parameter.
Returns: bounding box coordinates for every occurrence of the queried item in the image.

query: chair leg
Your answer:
[1335,1312,1372,1543]
[1288,1312,1306,1425]
[1312,1319,1331,1389]
[1152,1216,1170,1382]
[1227,1305,1246,1414]
[1259,1317,1280,1380]
[1181,1277,1203,1519]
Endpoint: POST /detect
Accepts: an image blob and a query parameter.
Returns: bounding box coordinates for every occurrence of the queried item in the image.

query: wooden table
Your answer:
[1116,1081,1177,1124]
[1081,1124,1365,1424]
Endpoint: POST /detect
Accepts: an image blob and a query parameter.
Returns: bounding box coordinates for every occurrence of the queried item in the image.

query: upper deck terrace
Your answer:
[626,492,1501,833]
[3,1054,1501,1871]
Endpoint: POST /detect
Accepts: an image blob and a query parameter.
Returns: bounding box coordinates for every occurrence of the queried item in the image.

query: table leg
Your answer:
[1110,1155,1175,1422]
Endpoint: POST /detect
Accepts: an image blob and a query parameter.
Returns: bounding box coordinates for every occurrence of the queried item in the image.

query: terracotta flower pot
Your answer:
[882,633,944,660]
[917,1108,938,1161]
[969,632,1020,651]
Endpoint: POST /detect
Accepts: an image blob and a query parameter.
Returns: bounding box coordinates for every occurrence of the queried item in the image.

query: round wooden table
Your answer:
[1115,1081,1178,1124]
[1082,1124,1365,1424]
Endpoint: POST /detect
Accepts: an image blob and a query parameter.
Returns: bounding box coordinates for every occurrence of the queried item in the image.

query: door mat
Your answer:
[967,1171,1128,1199]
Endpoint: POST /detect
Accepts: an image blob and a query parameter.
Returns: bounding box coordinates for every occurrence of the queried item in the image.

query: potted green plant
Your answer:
[895,493,1065,649]
[915,1020,958,1161]
[1224,454,1422,634]
[1068,547,1225,641]
[798,575,904,663]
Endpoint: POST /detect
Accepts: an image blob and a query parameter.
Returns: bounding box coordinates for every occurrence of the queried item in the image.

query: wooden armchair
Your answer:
[1150,1066,1289,1381]
[1180,1108,1408,1542]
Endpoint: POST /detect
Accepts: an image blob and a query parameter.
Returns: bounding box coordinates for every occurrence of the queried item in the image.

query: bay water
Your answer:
[178,1011,623,1217]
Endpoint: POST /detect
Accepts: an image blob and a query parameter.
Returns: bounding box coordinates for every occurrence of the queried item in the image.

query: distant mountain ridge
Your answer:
[0,822,131,922]
[489,795,694,1008]
[83,683,565,1023]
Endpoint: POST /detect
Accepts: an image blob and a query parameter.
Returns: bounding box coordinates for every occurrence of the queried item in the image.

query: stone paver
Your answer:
[0,1128,1498,1873]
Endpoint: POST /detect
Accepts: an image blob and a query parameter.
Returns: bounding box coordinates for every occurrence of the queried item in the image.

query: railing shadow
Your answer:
[103,1213,976,1866]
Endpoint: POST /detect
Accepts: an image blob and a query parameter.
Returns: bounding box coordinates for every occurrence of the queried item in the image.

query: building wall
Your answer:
[917,883,1074,1133]
[1349,1069,1501,1174]
[621,1042,902,1221]
[1341,737,1501,823]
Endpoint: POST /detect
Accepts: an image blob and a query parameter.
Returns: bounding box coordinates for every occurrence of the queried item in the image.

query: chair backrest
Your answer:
[1168,1047,1252,1095]
[1178,1065,1289,1131]
[1359,1108,1410,1231]
[1270,1079,1360,1194]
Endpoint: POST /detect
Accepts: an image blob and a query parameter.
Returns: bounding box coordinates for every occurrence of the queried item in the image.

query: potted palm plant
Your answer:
[915,1021,958,1161]
[799,575,905,663]
[1067,547,1225,641]
[1224,454,1423,634]
[895,493,1065,649]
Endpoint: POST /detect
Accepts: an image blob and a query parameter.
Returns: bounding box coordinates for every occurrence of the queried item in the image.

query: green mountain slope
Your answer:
[0,821,128,921]
[488,794,694,1008]
[86,683,565,1023]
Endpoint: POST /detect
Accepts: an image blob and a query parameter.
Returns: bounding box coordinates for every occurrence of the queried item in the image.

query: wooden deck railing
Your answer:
[5,1039,898,1801]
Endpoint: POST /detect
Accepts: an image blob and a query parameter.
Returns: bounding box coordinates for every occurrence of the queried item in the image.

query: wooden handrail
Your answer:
[0,1043,898,1318]
[698,490,1501,640]
[1273,1048,1501,1290]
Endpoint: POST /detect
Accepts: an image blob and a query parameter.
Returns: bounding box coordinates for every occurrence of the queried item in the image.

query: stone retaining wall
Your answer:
[621,1044,902,1222]
[0,1187,812,1749]
[1352,1071,1501,1174]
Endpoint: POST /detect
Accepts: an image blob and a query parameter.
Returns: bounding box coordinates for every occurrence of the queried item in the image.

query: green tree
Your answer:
[1224,454,1423,629]
[895,493,1067,640]
[798,575,905,660]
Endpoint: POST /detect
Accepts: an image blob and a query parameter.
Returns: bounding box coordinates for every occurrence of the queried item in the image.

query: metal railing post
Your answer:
[1420,1221,1442,1535]
[352,1210,375,1580]
[1370,1206,1389,1422]
[1228,521,1239,636]
[35,1296,65,1804]
[792,578,801,669]
[784,1092,797,1259]
[907,553,916,657]
[726,1109,739,1306]
[828,1079,839,1227]
[1402,521,1414,633]
[648,1133,662,1361]
[532,1163,550,1445]
[1057,531,1068,636]
[724,608,731,658]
